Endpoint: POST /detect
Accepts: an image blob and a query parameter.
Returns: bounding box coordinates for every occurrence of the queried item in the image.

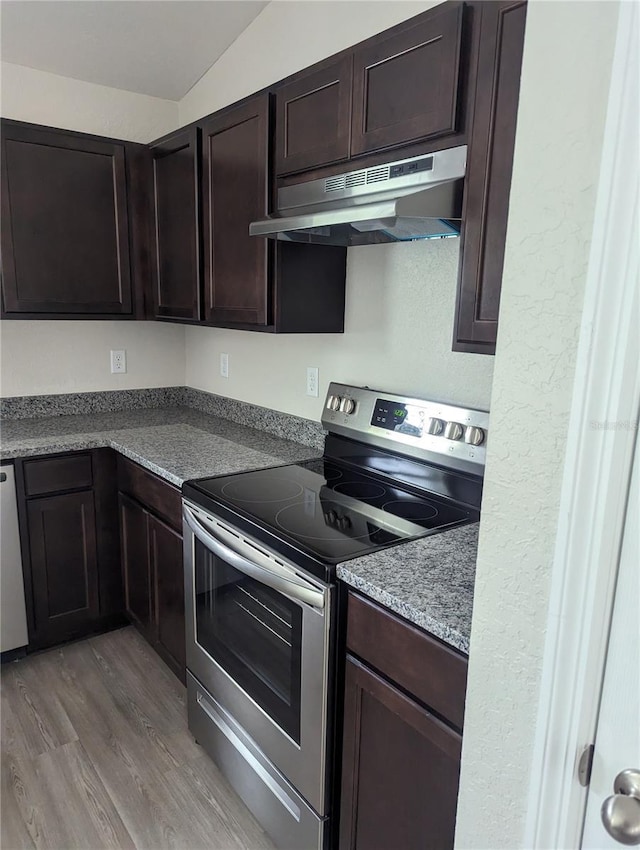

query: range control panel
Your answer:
[321,383,489,475]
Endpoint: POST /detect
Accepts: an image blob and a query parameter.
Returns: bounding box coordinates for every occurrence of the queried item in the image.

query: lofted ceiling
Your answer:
[0,1,268,101]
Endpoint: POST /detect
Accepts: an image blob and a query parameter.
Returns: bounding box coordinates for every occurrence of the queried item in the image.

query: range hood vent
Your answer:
[249,146,467,247]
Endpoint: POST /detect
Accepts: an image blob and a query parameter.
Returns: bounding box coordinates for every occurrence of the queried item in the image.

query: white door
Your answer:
[581,427,640,848]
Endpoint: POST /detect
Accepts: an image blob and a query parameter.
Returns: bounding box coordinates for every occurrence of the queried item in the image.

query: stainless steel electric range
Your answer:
[181,383,489,850]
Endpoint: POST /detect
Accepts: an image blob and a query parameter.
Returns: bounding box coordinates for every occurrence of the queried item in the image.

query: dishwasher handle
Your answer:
[183,504,325,611]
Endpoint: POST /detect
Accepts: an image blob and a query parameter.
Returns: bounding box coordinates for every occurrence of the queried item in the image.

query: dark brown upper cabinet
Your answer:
[201,94,270,326]
[150,126,202,321]
[453,0,527,353]
[1,121,136,317]
[351,2,464,157]
[198,93,347,332]
[274,3,463,177]
[275,56,353,176]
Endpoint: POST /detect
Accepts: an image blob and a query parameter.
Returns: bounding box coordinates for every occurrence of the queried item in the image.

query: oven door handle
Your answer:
[183,504,326,610]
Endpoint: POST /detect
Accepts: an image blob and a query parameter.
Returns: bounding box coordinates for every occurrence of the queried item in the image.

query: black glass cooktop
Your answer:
[186,458,476,564]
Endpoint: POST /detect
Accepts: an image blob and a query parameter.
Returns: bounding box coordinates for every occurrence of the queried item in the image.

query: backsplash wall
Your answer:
[186,239,495,420]
[0,321,185,397]
[180,1,495,420]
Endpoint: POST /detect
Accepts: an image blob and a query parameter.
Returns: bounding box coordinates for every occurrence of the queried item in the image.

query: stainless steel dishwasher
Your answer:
[1,464,28,654]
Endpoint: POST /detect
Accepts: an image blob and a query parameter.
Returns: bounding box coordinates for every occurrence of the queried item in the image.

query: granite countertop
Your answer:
[337,523,478,654]
[0,406,320,486]
[1,396,478,654]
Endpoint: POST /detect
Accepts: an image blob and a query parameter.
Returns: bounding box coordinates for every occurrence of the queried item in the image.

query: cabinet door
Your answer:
[1,121,132,315]
[351,3,463,157]
[26,491,100,647]
[340,656,462,850]
[453,1,527,353]
[150,127,202,321]
[119,493,153,635]
[150,514,185,683]
[202,94,270,326]
[275,56,352,175]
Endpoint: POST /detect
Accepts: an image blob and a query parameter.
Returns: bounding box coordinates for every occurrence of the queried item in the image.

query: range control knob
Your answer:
[339,397,356,415]
[326,395,341,412]
[426,417,445,436]
[444,421,464,441]
[464,426,485,446]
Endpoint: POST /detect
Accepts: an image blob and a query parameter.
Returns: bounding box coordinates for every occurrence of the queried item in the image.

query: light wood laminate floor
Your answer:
[1,627,276,850]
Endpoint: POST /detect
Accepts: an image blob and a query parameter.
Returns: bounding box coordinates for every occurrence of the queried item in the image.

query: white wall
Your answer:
[0,63,182,398]
[187,240,493,420]
[455,2,619,848]
[181,0,495,419]
[0,321,185,397]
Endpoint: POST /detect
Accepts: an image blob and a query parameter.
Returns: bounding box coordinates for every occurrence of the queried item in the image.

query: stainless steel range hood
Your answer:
[249,145,466,246]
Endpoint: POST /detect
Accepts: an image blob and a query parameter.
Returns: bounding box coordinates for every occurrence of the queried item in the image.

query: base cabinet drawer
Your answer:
[346,591,467,728]
[117,455,181,530]
[23,452,93,497]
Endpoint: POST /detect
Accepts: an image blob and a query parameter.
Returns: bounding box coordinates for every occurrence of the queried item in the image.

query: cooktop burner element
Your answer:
[220,477,304,503]
[382,500,439,521]
[333,481,387,500]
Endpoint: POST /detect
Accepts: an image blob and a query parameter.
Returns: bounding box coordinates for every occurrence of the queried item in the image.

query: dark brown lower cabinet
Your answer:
[26,490,100,645]
[151,514,185,677]
[120,492,153,634]
[15,450,122,650]
[340,592,467,850]
[340,657,462,850]
[118,459,185,683]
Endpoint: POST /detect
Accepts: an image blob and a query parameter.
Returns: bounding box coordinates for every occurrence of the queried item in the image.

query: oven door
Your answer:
[183,499,332,815]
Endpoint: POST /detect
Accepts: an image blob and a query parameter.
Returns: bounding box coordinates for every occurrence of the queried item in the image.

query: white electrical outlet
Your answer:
[220,353,229,378]
[306,366,319,397]
[110,350,126,374]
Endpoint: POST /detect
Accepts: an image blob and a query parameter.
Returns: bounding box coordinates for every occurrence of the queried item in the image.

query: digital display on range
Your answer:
[371,399,427,438]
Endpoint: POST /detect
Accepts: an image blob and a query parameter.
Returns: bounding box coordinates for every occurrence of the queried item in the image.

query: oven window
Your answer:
[194,544,302,744]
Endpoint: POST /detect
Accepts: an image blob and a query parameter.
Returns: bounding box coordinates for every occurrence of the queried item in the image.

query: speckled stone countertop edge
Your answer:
[107,439,185,487]
[0,433,185,486]
[0,418,321,488]
[0,386,326,451]
[336,564,471,654]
